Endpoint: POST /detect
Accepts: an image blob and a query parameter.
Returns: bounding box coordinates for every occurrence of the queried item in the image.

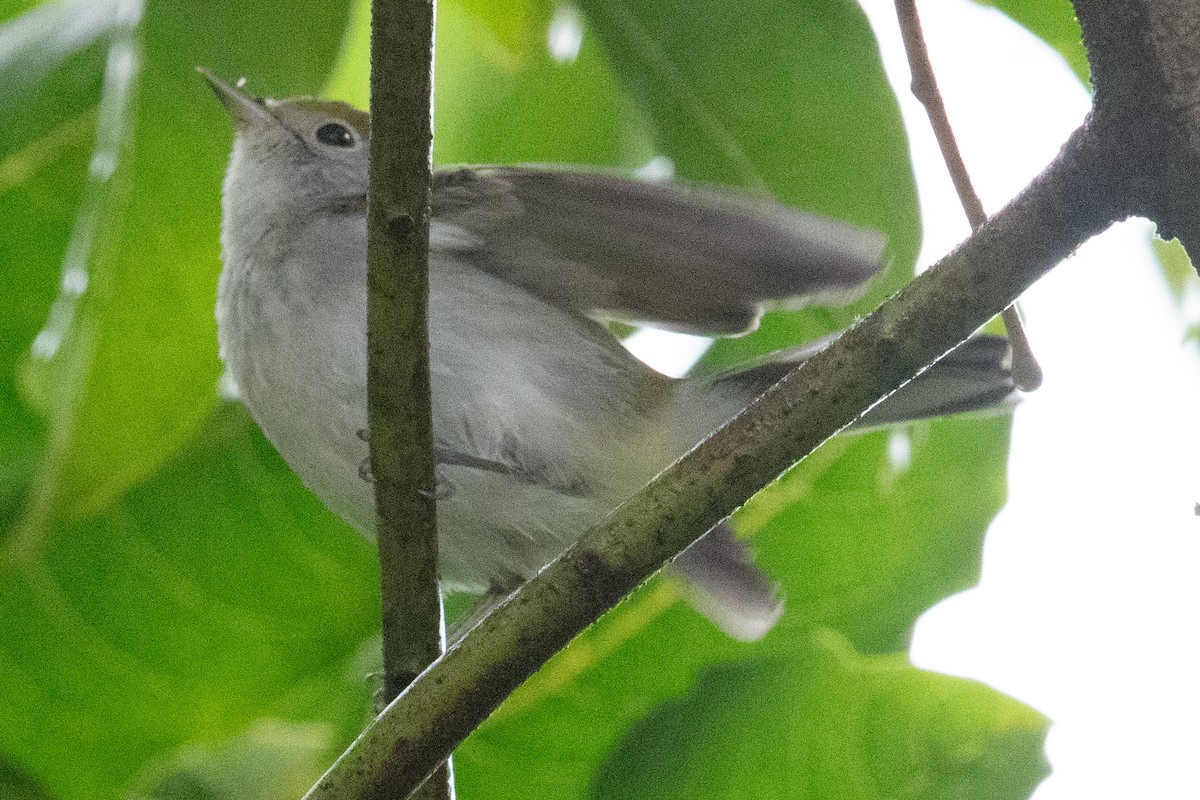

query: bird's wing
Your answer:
[431,166,887,335]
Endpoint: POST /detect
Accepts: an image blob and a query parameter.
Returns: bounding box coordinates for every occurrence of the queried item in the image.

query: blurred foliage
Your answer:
[0,0,1094,797]
[591,631,1048,800]
[1153,235,1199,302]
[975,0,1089,85]
[1151,235,1200,347]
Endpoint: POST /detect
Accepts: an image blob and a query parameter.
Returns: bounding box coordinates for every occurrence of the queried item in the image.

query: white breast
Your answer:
[218,208,675,591]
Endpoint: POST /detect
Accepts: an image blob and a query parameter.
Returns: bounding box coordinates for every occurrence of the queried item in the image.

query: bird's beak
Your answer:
[197,67,274,130]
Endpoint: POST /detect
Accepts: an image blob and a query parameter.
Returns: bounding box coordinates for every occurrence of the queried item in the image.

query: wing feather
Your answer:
[432,166,886,335]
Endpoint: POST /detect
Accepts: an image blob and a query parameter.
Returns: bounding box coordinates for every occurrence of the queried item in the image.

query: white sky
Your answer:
[630,2,1200,795]
[858,2,1200,798]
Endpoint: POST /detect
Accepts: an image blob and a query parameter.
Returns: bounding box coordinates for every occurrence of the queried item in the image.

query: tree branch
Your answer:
[360,0,448,797]
[1071,0,1200,261]
[304,116,1128,799]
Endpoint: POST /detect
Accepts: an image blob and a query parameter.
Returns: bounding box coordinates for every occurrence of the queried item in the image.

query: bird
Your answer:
[201,69,1013,641]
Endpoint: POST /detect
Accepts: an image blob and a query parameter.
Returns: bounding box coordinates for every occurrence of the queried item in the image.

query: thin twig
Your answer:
[894,0,1044,391]
[362,0,450,797]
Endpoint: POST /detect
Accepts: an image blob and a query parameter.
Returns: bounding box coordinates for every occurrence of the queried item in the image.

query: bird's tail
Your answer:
[671,522,783,641]
[667,334,1016,641]
[691,333,1016,432]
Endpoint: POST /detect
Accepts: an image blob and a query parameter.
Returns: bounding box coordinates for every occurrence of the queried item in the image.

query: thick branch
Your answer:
[361,0,446,796]
[304,116,1128,800]
[1072,0,1200,258]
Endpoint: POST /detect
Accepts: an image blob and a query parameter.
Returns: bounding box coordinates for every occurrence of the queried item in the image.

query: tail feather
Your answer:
[857,335,1014,426]
[698,333,1016,428]
[671,522,783,641]
[669,335,1014,641]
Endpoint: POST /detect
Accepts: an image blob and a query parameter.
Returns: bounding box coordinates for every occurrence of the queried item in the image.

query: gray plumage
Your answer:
[203,71,1014,641]
[432,166,884,333]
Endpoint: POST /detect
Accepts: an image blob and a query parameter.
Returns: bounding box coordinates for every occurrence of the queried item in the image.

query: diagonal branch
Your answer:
[304,115,1129,800]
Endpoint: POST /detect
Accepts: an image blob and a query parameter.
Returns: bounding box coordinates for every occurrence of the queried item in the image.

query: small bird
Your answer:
[201,69,1013,641]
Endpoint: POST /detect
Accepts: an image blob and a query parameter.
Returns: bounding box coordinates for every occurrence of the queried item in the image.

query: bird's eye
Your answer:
[316,122,356,148]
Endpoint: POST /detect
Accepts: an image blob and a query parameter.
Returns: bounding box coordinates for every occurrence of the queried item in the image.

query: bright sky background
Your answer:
[862,3,1200,798]
[630,1,1200,796]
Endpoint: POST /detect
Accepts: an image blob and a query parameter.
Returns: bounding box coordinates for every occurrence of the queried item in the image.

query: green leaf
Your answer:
[3,0,356,547]
[325,0,649,167]
[974,0,1089,85]
[0,406,379,800]
[0,1,365,794]
[0,0,111,542]
[134,719,342,800]
[8,0,141,559]
[0,0,41,24]
[578,0,920,370]
[1152,234,1198,303]
[455,415,1014,798]
[433,0,645,166]
[745,416,1011,654]
[1148,231,1199,346]
[590,631,1049,800]
[578,0,911,220]
[0,0,111,146]
[0,753,55,800]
